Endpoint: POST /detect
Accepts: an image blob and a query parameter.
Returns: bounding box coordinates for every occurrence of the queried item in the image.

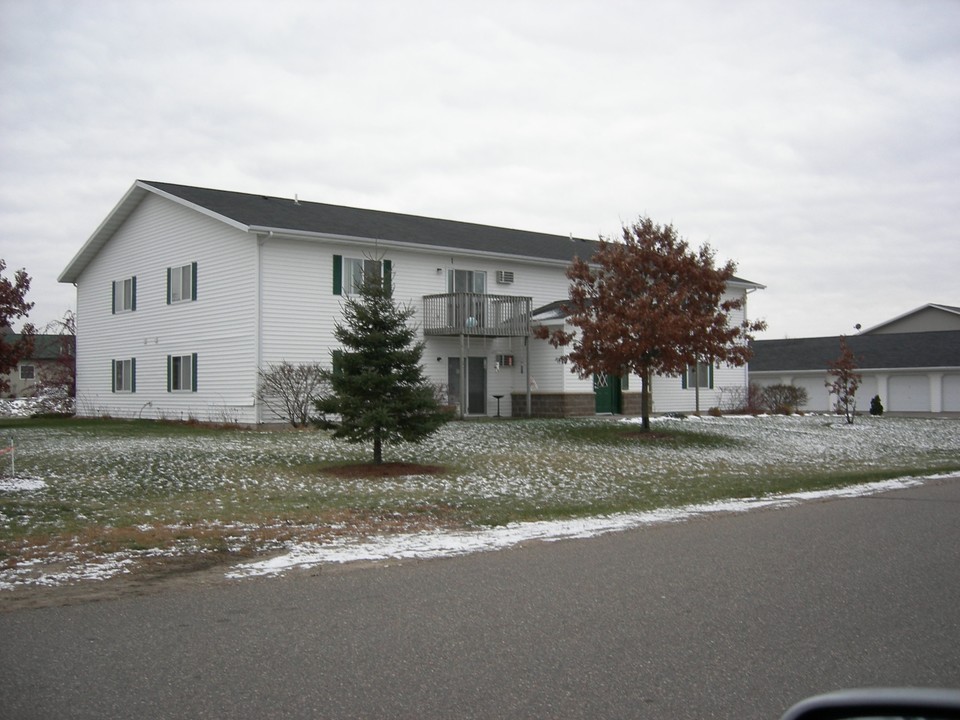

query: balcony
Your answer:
[422,293,532,337]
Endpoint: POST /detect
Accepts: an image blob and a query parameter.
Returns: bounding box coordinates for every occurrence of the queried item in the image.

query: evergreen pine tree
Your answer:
[318,263,447,464]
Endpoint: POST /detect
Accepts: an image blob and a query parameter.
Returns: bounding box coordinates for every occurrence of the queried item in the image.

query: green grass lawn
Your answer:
[1,414,958,585]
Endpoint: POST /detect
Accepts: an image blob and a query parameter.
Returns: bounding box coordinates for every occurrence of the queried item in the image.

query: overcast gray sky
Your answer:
[2,0,958,338]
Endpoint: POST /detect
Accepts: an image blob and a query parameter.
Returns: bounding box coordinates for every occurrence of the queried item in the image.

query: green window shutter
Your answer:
[130,358,137,393]
[191,262,198,301]
[166,267,172,305]
[383,259,392,293]
[191,353,198,392]
[709,364,714,390]
[167,355,172,392]
[131,276,137,311]
[111,281,117,314]
[681,370,688,389]
[111,360,116,392]
[332,349,343,375]
[333,255,343,295]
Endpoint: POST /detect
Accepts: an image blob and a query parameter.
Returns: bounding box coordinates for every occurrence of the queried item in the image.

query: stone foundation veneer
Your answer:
[511,392,595,418]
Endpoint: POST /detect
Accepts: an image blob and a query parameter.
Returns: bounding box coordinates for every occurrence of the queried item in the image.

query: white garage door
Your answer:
[888,375,930,412]
[943,374,960,412]
[795,377,830,412]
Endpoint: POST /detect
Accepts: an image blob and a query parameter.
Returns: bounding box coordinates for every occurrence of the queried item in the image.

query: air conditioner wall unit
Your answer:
[496,270,515,284]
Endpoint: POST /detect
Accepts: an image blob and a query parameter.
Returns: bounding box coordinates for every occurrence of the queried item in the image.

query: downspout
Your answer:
[525,334,531,417]
[459,333,466,419]
[254,232,269,424]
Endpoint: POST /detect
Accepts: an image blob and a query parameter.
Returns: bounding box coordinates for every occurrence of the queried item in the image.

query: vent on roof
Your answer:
[496,270,515,284]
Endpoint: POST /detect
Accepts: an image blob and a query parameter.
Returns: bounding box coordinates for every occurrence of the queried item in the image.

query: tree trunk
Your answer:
[640,368,652,433]
[373,435,383,464]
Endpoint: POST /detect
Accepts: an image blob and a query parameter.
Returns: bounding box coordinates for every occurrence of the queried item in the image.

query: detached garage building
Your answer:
[750,304,960,415]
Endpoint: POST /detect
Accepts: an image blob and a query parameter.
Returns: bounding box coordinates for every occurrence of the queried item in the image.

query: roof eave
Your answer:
[248,225,582,268]
[58,180,251,284]
[859,303,960,334]
[58,181,147,284]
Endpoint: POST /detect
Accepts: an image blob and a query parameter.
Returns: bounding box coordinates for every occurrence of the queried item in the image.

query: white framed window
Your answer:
[19,364,35,380]
[683,361,714,389]
[167,262,197,304]
[112,276,137,313]
[448,269,486,294]
[345,258,381,295]
[112,358,136,393]
[333,255,392,295]
[167,353,197,392]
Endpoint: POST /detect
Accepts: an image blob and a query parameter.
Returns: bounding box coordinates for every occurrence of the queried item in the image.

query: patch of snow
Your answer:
[225,474,933,580]
[0,397,74,418]
[0,477,46,492]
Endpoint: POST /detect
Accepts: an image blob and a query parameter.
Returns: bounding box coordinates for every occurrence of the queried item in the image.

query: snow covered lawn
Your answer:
[1,414,958,591]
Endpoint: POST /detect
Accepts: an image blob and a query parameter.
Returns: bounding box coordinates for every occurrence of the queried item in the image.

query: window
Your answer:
[167,262,197,304]
[112,276,137,313]
[333,256,392,295]
[19,364,35,380]
[448,269,486,294]
[112,358,136,393]
[683,361,714,389]
[167,353,198,392]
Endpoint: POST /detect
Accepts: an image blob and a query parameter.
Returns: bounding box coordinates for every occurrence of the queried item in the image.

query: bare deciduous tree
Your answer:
[38,309,77,401]
[257,361,329,427]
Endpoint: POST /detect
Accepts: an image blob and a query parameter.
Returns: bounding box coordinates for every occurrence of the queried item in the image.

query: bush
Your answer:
[869,395,884,416]
[257,362,329,428]
[760,384,808,415]
[718,383,766,414]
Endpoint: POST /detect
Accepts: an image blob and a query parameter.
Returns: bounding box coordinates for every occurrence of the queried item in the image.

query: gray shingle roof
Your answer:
[144,181,601,264]
[749,331,960,371]
[60,180,765,286]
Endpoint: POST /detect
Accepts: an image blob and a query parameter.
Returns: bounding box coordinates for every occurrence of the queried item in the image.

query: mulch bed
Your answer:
[321,462,447,479]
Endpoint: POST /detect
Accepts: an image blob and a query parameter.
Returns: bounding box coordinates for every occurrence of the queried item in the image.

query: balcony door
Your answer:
[448,269,486,294]
[447,270,487,331]
[448,357,487,415]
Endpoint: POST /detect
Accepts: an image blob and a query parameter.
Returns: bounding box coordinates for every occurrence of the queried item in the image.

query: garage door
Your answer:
[795,377,830,412]
[943,374,960,412]
[888,375,930,412]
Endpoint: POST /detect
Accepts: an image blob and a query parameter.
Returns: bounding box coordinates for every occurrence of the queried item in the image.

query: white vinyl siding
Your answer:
[75,194,257,421]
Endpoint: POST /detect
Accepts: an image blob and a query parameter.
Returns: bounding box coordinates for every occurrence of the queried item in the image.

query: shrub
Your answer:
[760,384,809,415]
[718,383,766,414]
[869,395,884,416]
[257,361,329,428]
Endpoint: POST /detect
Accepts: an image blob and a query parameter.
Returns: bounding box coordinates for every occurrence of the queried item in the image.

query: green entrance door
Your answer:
[594,374,622,414]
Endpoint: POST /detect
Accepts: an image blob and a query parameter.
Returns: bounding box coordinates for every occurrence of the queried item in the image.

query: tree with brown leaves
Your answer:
[826,335,862,424]
[0,260,36,395]
[535,216,766,432]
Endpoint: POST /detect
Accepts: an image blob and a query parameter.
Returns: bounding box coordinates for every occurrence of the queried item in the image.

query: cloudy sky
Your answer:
[1,0,958,338]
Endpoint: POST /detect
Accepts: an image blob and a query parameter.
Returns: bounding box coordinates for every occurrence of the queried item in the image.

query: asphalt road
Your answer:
[2,477,959,719]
